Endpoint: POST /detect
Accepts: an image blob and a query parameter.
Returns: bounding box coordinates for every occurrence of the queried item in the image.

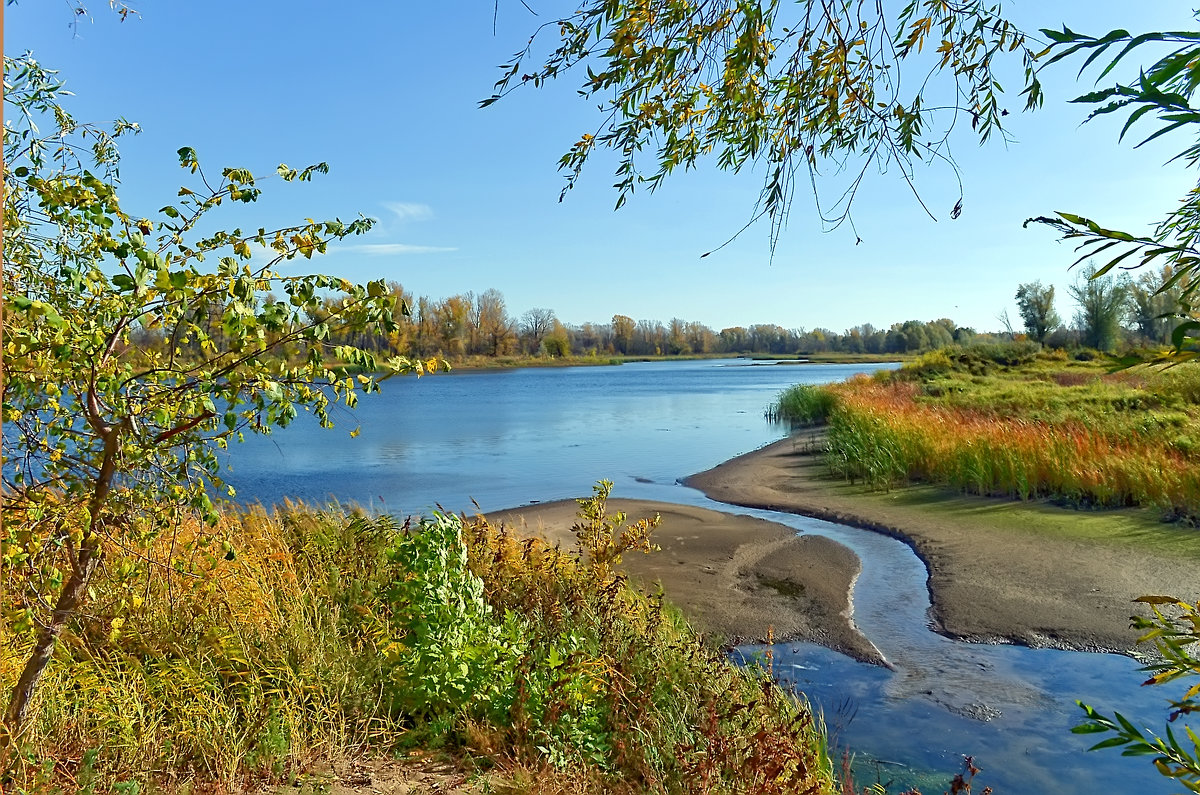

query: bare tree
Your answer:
[520,308,557,354]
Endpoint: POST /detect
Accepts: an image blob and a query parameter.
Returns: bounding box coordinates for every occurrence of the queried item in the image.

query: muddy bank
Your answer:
[685,436,1200,655]
[486,500,885,664]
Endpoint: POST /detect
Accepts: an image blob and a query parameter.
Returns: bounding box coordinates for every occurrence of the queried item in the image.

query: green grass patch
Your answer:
[867,482,1200,562]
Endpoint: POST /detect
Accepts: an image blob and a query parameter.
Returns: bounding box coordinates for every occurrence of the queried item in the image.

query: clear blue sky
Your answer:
[6,2,1196,334]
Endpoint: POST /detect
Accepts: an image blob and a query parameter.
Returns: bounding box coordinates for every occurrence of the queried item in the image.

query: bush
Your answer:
[905,349,956,378]
[958,340,1042,368]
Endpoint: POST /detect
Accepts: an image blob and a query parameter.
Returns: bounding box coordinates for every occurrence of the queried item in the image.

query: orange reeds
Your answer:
[823,376,1200,518]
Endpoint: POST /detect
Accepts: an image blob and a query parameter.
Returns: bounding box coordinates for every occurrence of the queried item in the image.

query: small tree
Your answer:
[1014,281,1060,343]
[1129,265,1190,345]
[1068,263,1130,352]
[1,55,435,731]
[542,319,572,357]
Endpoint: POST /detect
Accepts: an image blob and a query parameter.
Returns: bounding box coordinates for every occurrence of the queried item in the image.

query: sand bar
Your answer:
[685,434,1200,655]
[486,500,885,664]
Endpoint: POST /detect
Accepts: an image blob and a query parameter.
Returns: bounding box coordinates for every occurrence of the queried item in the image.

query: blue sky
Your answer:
[6,2,1197,334]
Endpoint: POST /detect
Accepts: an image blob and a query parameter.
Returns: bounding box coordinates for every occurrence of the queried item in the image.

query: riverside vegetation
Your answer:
[1,50,840,795]
[771,342,1200,788]
[771,344,1200,519]
[12,3,1200,792]
[0,485,835,794]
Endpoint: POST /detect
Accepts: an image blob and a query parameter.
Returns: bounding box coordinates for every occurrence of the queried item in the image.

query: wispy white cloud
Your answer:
[346,243,457,256]
[382,202,434,222]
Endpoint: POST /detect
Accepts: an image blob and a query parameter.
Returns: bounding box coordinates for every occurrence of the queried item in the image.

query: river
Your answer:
[221,358,1175,794]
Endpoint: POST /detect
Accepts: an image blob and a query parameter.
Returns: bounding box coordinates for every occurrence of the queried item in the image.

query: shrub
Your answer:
[905,349,955,378]
[958,340,1042,368]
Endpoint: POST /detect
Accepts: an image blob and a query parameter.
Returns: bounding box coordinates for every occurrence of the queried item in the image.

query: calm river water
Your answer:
[221,359,1175,794]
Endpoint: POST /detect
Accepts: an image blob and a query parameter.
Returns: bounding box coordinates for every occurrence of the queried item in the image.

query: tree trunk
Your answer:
[5,424,118,733]
[4,538,102,731]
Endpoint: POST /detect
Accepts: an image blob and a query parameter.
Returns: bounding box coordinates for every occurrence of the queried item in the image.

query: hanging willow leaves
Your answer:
[486,1,1042,250]
[1026,25,1200,356]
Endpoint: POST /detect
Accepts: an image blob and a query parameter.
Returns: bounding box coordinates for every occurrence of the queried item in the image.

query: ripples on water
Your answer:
[221,359,1175,794]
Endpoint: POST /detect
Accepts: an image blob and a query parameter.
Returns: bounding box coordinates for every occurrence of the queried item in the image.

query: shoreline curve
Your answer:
[486,499,887,665]
[685,433,1200,657]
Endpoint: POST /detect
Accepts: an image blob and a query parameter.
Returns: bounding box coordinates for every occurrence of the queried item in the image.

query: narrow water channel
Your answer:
[600,472,1176,794]
[721,504,1173,794]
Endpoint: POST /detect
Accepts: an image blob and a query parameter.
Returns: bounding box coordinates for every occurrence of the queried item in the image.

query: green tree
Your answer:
[1068,263,1130,352]
[542,319,572,357]
[1,54,433,731]
[1129,265,1192,345]
[1015,281,1061,343]
[1026,25,1200,355]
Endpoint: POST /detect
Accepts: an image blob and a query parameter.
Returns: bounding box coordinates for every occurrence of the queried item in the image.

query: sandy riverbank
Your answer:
[490,434,1200,660]
[486,500,886,664]
[685,435,1200,655]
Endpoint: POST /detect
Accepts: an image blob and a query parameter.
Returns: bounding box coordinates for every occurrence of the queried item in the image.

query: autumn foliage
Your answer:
[775,349,1200,520]
[2,495,835,794]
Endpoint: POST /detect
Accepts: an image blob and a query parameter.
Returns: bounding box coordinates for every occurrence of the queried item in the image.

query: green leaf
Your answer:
[1172,321,1200,349]
[1089,736,1134,751]
[177,146,199,171]
[1072,722,1114,734]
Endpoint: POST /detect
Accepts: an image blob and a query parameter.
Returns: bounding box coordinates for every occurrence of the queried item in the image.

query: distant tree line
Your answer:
[129,282,1006,362]
[125,265,1197,366]
[1014,264,1198,353]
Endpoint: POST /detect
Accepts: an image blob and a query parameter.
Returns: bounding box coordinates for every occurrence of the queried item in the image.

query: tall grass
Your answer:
[3,506,417,790]
[768,384,840,426]
[2,497,836,794]
[822,375,1200,518]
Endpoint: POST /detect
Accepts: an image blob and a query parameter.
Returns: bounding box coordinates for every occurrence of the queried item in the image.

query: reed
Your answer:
[768,384,840,425]
[820,371,1200,519]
